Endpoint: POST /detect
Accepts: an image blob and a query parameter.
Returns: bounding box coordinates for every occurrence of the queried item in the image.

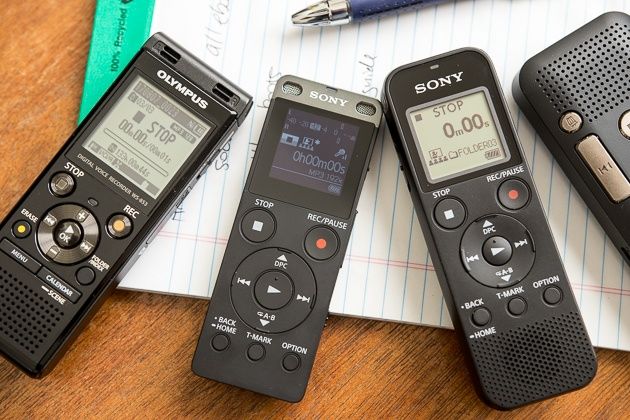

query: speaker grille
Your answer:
[0,267,63,355]
[282,81,303,96]
[470,311,596,409]
[356,101,377,116]
[535,21,630,123]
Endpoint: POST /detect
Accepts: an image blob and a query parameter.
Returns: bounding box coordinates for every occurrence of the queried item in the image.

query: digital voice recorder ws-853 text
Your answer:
[383,49,597,410]
[0,33,252,377]
[192,76,381,402]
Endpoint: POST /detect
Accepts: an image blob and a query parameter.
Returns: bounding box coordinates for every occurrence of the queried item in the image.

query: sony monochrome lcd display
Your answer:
[406,88,510,183]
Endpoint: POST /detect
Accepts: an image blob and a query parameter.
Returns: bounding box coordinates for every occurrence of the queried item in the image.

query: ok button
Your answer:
[254,271,294,310]
[54,221,83,249]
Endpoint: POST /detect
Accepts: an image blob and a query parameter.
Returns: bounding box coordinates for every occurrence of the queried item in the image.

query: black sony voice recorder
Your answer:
[513,12,630,265]
[0,33,252,377]
[192,75,382,402]
[383,48,596,409]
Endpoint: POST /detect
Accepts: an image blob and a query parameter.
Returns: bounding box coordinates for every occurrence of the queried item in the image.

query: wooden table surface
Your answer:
[1,1,629,417]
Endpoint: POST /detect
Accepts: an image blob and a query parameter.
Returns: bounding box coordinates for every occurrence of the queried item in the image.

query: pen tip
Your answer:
[291,1,331,26]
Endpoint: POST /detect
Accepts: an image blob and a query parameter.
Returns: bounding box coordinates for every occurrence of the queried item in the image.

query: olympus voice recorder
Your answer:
[383,49,596,409]
[192,76,381,402]
[513,12,630,265]
[0,33,252,377]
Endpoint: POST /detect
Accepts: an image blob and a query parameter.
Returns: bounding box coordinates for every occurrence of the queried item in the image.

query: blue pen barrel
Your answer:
[350,0,443,20]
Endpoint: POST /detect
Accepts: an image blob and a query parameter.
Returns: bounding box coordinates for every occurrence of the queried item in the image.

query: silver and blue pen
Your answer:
[292,0,450,26]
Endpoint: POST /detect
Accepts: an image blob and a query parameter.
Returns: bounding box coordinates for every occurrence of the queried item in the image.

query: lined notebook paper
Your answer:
[81,0,630,351]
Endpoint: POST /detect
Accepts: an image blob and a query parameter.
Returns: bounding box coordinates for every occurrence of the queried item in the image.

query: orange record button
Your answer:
[107,214,133,239]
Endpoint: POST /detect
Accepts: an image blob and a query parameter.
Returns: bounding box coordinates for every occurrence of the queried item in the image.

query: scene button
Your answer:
[304,226,338,260]
[434,198,466,229]
[241,209,275,243]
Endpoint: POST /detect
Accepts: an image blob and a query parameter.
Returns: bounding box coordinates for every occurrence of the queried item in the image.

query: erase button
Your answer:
[12,220,32,239]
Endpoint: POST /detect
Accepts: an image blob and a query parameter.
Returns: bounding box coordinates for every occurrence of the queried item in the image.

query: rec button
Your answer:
[107,214,133,239]
[498,179,530,210]
[241,209,275,243]
[304,226,338,260]
[434,198,466,229]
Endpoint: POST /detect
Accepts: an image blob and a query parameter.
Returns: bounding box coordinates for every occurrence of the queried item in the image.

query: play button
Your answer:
[267,285,281,294]
[491,247,505,256]
[482,236,513,266]
[53,221,83,249]
[254,270,294,310]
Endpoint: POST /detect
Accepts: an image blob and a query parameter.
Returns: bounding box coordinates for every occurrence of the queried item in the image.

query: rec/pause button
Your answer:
[241,209,275,242]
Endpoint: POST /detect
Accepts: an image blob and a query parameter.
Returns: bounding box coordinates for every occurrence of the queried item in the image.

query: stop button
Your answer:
[304,226,338,260]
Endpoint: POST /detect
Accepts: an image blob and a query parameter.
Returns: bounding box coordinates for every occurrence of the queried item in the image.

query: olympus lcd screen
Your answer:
[82,75,212,198]
[269,107,359,196]
[406,88,510,183]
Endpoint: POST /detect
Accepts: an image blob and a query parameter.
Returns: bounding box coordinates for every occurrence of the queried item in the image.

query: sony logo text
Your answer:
[157,69,208,109]
[309,91,348,107]
[414,71,464,94]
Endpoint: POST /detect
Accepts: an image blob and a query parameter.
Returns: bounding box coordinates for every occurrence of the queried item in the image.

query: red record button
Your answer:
[304,226,338,260]
[498,178,530,210]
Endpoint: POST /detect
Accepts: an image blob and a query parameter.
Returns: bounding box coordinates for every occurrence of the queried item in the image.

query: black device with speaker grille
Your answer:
[192,75,382,402]
[383,48,597,409]
[513,11,630,265]
[0,32,252,377]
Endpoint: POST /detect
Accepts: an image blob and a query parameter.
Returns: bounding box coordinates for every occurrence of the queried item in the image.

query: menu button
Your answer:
[0,239,41,273]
